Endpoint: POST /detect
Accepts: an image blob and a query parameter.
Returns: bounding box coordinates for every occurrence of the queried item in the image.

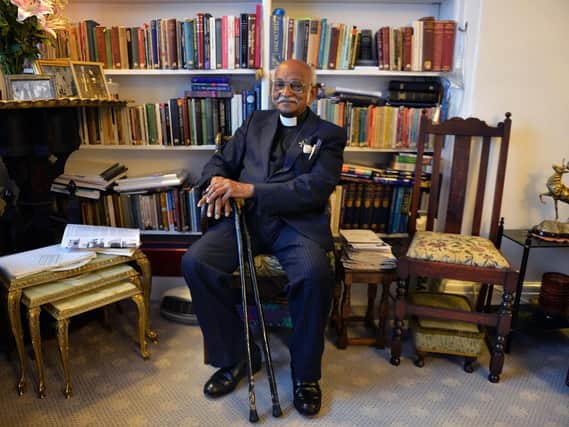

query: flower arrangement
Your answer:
[0,0,68,74]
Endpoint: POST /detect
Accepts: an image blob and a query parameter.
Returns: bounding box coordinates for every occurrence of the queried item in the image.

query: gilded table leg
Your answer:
[28,307,46,398]
[133,252,158,343]
[7,289,26,395]
[56,318,72,398]
[132,294,150,360]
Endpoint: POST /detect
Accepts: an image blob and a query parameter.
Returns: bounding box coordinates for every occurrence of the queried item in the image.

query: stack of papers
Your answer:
[0,245,97,280]
[340,229,397,270]
[114,169,188,193]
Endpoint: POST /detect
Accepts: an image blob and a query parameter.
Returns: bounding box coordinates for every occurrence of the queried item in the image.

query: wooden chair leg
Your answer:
[56,318,72,398]
[488,286,514,383]
[28,307,46,398]
[376,279,390,349]
[414,351,426,368]
[390,279,407,366]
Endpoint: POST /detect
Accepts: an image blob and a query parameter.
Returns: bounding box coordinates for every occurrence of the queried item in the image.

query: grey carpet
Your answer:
[0,303,567,427]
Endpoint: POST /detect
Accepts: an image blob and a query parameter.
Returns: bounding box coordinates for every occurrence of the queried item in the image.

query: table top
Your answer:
[502,229,569,249]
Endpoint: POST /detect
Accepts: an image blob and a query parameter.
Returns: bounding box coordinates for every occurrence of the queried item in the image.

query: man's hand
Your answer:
[197,177,255,219]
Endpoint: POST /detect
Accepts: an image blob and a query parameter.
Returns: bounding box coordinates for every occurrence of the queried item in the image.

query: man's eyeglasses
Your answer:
[272,79,309,94]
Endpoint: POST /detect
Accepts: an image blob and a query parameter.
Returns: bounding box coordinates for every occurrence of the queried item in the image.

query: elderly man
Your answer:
[182,59,346,416]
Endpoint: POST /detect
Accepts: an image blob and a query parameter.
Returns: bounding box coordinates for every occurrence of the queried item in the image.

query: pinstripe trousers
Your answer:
[181,216,334,382]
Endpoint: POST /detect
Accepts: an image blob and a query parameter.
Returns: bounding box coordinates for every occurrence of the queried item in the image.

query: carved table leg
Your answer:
[28,307,46,398]
[133,252,158,343]
[132,294,150,360]
[56,318,72,398]
[376,276,391,349]
[489,288,513,383]
[7,289,26,395]
[365,284,378,329]
[337,274,352,349]
[390,279,407,366]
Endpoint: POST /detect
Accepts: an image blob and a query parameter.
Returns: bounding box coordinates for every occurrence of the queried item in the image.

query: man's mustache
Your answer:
[275,96,297,104]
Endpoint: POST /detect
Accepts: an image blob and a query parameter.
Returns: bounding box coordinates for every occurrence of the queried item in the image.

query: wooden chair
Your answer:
[390,112,518,383]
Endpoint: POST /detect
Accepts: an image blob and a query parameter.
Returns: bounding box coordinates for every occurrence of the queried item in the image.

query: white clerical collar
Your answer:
[279,115,297,127]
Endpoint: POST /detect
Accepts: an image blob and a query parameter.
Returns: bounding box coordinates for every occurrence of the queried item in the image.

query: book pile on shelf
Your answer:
[78,82,259,146]
[40,7,263,70]
[51,161,128,200]
[391,153,433,174]
[314,101,439,149]
[388,80,442,107]
[339,229,397,270]
[333,163,430,234]
[114,169,188,192]
[270,10,456,72]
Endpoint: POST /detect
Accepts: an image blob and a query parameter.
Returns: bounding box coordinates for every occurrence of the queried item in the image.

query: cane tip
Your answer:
[273,405,283,417]
[249,410,259,423]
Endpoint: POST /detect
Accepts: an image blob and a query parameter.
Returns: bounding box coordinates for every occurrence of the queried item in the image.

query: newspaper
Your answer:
[340,229,397,270]
[61,224,140,256]
[0,245,97,280]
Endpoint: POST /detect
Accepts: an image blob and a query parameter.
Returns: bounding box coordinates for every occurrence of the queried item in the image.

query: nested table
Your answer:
[0,250,155,395]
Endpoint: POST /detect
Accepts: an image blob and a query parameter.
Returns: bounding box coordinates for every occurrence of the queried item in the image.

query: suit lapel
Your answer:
[259,111,279,178]
[279,110,319,173]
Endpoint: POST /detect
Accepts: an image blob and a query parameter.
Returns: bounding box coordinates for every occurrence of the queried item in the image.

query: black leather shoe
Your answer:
[293,379,321,416]
[203,347,262,398]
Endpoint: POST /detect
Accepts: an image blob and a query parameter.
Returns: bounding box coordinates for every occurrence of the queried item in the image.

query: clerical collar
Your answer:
[279,108,309,127]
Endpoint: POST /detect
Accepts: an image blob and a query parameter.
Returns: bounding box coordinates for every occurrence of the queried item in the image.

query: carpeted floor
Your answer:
[0,303,567,427]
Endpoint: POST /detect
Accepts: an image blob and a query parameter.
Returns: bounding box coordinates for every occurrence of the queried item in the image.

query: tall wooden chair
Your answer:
[390,112,518,383]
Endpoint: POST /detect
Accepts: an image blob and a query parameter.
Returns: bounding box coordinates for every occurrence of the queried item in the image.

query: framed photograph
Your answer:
[36,59,78,98]
[5,74,56,101]
[70,61,110,99]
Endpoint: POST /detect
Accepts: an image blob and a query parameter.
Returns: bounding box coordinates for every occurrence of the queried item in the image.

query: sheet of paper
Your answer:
[61,224,140,250]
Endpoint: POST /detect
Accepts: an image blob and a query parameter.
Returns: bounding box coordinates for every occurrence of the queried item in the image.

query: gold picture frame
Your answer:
[5,74,57,101]
[36,58,78,98]
[70,61,110,100]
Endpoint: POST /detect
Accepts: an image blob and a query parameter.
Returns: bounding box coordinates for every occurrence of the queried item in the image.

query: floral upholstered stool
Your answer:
[409,292,485,373]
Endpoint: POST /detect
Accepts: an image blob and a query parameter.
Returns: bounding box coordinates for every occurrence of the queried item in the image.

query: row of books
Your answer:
[376,18,457,72]
[55,186,203,234]
[391,153,434,174]
[41,8,263,70]
[270,13,359,70]
[314,100,439,149]
[78,91,259,146]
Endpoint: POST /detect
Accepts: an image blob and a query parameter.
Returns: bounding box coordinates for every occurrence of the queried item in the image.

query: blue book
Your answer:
[243,90,256,121]
[151,20,159,69]
[317,19,327,68]
[270,9,285,68]
[191,76,230,84]
[183,20,195,69]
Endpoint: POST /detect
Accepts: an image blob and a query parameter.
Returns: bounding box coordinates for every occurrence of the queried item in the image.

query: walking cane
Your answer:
[232,199,282,422]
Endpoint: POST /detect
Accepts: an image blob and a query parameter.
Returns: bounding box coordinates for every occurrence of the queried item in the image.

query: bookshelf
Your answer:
[22,0,462,273]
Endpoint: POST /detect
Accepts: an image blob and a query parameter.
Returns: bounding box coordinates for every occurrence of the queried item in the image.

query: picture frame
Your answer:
[70,61,110,100]
[36,59,78,98]
[5,74,56,101]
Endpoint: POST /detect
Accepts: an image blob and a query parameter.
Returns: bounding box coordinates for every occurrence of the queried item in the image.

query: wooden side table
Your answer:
[334,265,398,349]
[0,249,154,396]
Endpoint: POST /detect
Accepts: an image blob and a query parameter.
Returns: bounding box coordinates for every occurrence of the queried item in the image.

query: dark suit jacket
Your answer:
[199,108,347,251]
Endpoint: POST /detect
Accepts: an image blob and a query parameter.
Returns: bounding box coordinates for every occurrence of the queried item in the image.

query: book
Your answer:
[0,244,97,280]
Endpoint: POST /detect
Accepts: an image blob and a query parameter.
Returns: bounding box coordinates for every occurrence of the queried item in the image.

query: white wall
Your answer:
[466,0,569,280]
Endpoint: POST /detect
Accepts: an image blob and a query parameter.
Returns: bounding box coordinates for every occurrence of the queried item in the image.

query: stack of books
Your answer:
[114,169,188,193]
[51,161,128,199]
[339,229,397,270]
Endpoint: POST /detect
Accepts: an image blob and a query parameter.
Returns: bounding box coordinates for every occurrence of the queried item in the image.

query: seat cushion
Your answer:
[406,231,510,269]
[410,292,484,356]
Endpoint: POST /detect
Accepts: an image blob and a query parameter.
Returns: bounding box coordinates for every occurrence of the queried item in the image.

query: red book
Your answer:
[95,26,108,68]
[221,16,228,69]
[381,27,390,70]
[327,25,340,69]
[421,17,435,71]
[196,14,204,69]
[441,20,457,72]
[234,16,241,68]
[166,18,178,69]
[110,26,121,69]
[432,20,444,72]
[247,14,256,68]
[254,4,262,68]
[138,28,146,69]
[402,26,413,71]
[286,18,295,60]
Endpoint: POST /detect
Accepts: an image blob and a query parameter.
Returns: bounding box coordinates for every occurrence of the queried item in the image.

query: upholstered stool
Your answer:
[409,292,485,373]
[21,264,140,398]
[43,279,149,398]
